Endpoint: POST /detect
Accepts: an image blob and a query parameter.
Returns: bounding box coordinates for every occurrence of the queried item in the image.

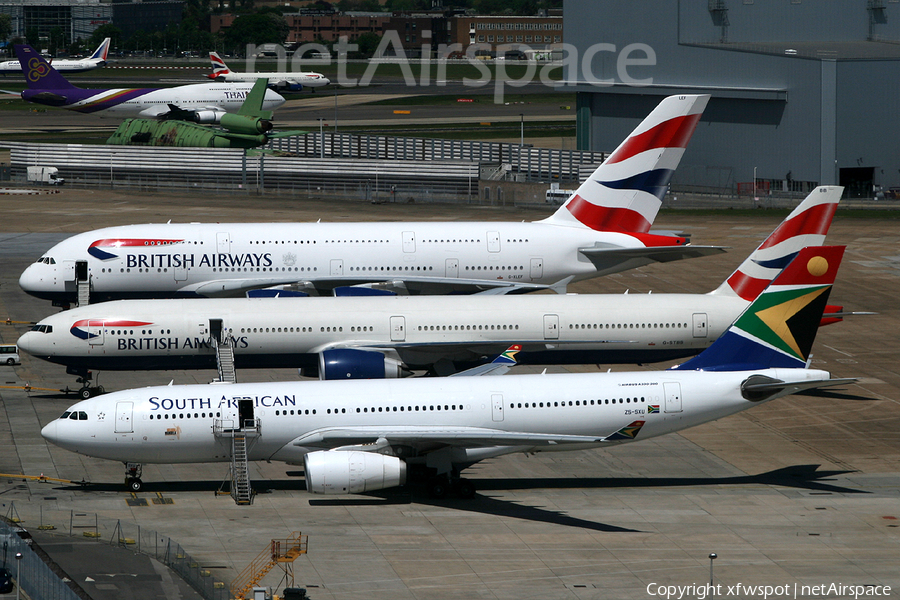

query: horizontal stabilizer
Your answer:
[578,244,727,275]
[741,374,857,402]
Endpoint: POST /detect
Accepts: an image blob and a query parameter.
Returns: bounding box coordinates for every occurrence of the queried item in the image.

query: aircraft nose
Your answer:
[320,78,331,86]
[41,420,59,445]
[17,331,42,356]
[19,263,41,294]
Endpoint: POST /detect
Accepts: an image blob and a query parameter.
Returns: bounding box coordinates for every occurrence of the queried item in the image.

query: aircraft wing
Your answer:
[578,244,728,275]
[179,275,558,298]
[449,344,521,377]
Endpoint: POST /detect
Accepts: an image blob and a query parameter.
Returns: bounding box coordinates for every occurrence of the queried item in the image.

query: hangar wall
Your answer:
[564,0,900,196]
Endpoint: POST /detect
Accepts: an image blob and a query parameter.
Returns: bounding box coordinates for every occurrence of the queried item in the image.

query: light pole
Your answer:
[709,552,717,593]
[318,118,324,159]
[15,551,22,600]
[519,113,524,147]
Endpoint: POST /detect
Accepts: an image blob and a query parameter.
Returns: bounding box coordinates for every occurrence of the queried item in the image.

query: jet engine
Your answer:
[304,451,406,494]
[190,110,224,124]
[319,348,412,380]
[220,113,273,134]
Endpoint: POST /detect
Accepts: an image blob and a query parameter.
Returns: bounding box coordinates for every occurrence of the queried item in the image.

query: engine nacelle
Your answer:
[191,110,224,124]
[319,348,412,380]
[220,113,273,134]
[304,451,406,494]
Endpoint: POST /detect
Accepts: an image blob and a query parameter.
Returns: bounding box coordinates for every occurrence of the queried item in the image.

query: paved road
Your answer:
[1,189,898,599]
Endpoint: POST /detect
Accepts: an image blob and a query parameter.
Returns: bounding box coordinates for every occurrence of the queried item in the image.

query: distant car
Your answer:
[0,567,13,594]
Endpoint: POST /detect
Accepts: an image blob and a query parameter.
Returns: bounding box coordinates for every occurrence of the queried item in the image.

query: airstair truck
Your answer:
[27,166,65,186]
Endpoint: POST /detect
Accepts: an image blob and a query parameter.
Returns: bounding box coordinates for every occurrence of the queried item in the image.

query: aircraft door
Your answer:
[87,320,104,346]
[487,231,501,253]
[63,260,77,294]
[530,258,543,280]
[491,393,504,422]
[330,259,343,276]
[692,313,708,338]
[390,316,406,341]
[402,231,416,253]
[664,382,683,413]
[115,401,134,433]
[216,232,231,254]
[445,258,459,278]
[209,318,223,344]
[543,314,559,340]
[174,260,187,282]
[238,398,255,429]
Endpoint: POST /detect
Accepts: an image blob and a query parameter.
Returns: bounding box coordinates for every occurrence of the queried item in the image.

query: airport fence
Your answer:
[269,132,607,184]
[1,502,230,600]
[1,517,82,600]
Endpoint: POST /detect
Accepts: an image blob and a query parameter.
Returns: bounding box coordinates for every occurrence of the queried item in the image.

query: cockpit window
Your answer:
[35,257,56,265]
[68,412,78,420]
[78,411,87,420]
[60,411,71,420]
[30,324,52,334]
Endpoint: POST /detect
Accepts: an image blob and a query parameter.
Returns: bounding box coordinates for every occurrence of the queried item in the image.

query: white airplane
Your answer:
[19,94,723,306]
[10,44,285,121]
[207,52,330,91]
[0,38,110,75]
[17,186,844,390]
[40,245,854,496]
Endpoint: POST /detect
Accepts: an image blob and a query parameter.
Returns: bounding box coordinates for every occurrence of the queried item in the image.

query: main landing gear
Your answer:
[125,463,143,492]
[426,474,476,499]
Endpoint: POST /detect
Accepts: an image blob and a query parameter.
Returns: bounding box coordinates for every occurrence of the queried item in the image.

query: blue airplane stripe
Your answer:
[87,246,118,261]
[672,331,805,371]
[753,252,798,270]
[595,168,676,201]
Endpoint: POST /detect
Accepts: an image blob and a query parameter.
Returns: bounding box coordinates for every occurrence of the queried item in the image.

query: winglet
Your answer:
[14,44,76,90]
[673,245,846,372]
[605,420,645,441]
[449,344,521,377]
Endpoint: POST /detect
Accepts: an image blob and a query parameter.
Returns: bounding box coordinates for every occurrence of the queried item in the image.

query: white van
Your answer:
[0,344,19,365]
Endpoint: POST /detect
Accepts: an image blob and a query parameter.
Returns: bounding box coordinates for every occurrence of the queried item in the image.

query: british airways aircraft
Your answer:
[40,246,853,496]
[19,94,723,306]
[0,38,110,75]
[17,186,843,388]
[207,52,330,91]
[11,44,285,121]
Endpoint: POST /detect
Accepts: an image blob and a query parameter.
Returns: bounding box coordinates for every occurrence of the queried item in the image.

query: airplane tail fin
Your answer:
[673,245,845,372]
[209,52,230,78]
[540,94,709,233]
[236,78,273,119]
[711,186,842,300]
[14,44,76,90]
[90,37,111,61]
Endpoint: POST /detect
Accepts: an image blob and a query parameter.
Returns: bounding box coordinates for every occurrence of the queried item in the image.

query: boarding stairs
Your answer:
[231,532,309,599]
[231,433,252,505]
[76,277,90,306]
[214,334,237,384]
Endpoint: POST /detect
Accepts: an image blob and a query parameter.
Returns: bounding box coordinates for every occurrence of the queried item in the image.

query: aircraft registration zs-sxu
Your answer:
[10,44,285,121]
[19,94,723,306]
[0,38,110,75]
[18,186,843,385]
[41,246,854,497]
[207,52,330,91]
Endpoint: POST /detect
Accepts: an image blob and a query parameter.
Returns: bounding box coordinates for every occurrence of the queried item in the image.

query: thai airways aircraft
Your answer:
[0,38,110,75]
[207,52,330,91]
[19,94,723,306]
[10,44,285,120]
[18,186,843,389]
[40,245,854,496]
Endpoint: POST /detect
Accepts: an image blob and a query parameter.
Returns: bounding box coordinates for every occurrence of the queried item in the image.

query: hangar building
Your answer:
[564,0,900,198]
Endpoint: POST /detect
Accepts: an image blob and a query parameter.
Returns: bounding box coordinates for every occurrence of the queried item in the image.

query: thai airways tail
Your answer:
[540,94,709,233]
[209,52,230,79]
[90,38,111,62]
[673,245,845,372]
[14,44,76,90]
[711,186,842,301]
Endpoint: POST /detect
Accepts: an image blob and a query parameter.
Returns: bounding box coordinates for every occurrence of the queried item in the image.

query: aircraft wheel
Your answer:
[427,477,449,499]
[128,478,143,492]
[454,478,476,499]
[80,387,93,400]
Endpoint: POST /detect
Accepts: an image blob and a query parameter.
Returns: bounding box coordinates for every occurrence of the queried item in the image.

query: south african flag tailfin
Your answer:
[672,245,845,372]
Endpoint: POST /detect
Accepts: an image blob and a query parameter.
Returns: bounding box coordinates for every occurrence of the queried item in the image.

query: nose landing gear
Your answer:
[125,463,143,492]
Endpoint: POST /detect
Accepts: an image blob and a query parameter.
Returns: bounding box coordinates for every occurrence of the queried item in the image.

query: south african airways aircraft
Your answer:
[19,94,723,306]
[0,38,110,75]
[17,186,843,385]
[11,44,284,121]
[40,245,854,496]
